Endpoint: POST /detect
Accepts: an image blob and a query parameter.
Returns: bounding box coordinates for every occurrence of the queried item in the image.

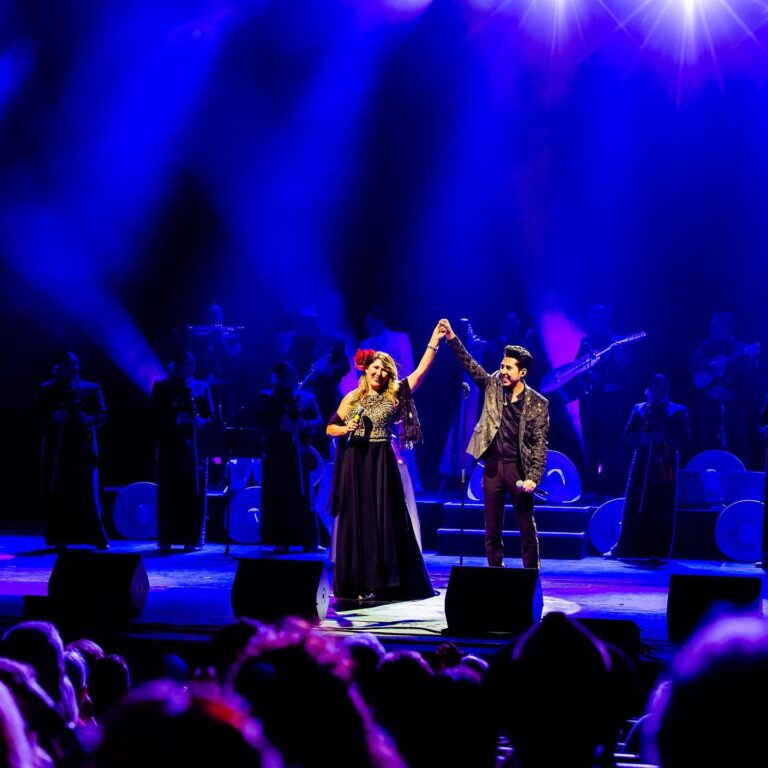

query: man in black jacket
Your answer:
[440,319,549,569]
[39,351,109,550]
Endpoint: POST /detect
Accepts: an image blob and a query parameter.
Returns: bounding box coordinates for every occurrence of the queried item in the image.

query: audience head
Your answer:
[66,638,105,673]
[339,634,385,707]
[232,618,402,768]
[0,622,65,705]
[88,654,131,720]
[648,614,768,768]
[96,680,282,768]
[490,612,617,767]
[203,618,266,684]
[0,658,70,765]
[0,680,35,768]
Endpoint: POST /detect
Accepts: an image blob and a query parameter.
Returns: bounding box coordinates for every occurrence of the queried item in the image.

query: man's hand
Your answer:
[520,479,537,493]
[438,319,455,340]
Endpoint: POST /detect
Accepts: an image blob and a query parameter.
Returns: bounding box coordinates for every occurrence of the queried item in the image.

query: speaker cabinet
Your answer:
[48,551,149,624]
[667,573,762,644]
[231,558,330,623]
[444,566,543,635]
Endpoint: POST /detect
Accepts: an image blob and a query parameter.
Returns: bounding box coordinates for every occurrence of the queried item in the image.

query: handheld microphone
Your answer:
[461,382,470,398]
[347,406,365,443]
[516,479,548,496]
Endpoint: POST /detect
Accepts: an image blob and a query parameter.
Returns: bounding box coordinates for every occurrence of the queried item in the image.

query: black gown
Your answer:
[611,400,691,559]
[330,390,433,601]
[39,378,109,548]
[255,387,323,549]
[151,376,214,548]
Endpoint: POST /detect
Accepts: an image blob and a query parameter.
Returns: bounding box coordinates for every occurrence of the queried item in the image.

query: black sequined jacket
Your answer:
[447,336,549,485]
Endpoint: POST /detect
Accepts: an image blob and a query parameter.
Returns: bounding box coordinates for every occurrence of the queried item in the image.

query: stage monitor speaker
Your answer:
[444,566,543,635]
[666,573,762,644]
[231,558,330,623]
[48,551,149,624]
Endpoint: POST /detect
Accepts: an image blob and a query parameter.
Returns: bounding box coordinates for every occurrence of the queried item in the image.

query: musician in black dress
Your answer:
[605,374,691,561]
[38,352,109,550]
[151,352,214,552]
[326,324,446,602]
[254,362,324,553]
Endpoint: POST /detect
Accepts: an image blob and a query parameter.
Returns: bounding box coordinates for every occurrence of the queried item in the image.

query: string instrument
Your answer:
[541,331,647,395]
[298,346,335,389]
[184,323,245,337]
[693,342,760,400]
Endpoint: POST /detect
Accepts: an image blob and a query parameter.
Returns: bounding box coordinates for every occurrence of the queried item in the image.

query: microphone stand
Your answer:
[458,381,469,566]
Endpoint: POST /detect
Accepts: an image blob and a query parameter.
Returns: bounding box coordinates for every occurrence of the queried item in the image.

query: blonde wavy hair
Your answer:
[349,351,400,407]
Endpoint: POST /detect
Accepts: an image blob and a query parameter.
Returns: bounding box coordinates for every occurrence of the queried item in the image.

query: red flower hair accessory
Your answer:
[354,348,376,371]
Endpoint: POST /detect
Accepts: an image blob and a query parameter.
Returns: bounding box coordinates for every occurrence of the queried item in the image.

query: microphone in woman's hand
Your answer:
[347,406,365,443]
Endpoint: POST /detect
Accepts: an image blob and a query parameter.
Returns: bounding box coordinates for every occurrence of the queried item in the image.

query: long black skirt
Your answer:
[332,438,433,601]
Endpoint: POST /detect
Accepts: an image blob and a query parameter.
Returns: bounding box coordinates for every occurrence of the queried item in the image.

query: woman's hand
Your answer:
[438,319,455,340]
[430,323,447,347]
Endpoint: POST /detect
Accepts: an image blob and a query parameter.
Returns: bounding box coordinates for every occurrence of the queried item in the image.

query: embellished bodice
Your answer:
[346,394,396,443]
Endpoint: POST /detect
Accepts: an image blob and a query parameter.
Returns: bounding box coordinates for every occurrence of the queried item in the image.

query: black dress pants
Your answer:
[482,457,539,569]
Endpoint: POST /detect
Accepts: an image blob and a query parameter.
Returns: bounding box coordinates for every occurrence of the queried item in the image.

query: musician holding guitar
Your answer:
[274,305,350,433]
[690,311,761,460]
[573,304,634,497]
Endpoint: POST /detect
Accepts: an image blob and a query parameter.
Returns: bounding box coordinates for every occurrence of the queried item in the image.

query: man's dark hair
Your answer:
[504,345,533,371]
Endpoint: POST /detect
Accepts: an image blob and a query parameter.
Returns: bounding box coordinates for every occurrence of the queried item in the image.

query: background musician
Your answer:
[274,305,350,428]
[186,303,243,424]
[575,304,631,497]
[38,351,110,550]
[151,351,214,552]
[254,361,324,553]
[690,311,760,463]
[605,374,691,561]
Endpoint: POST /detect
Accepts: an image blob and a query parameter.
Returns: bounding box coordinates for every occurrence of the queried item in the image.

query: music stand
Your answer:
[221,428,264,557]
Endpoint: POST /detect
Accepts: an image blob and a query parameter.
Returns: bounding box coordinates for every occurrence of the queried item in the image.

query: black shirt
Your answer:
[488,387,525,462]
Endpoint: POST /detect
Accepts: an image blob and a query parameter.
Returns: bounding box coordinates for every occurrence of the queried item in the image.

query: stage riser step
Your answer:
[437,529,587,559]
[442,503,592,533]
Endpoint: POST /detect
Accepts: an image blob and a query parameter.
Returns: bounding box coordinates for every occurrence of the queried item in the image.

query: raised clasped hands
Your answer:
[431,322,448,347]
[438,319,455,340]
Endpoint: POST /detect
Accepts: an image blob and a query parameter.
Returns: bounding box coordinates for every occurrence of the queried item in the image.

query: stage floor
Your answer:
[2,535,766,667]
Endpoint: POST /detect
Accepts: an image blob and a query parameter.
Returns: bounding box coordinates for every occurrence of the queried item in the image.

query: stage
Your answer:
[2,533,766,693]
